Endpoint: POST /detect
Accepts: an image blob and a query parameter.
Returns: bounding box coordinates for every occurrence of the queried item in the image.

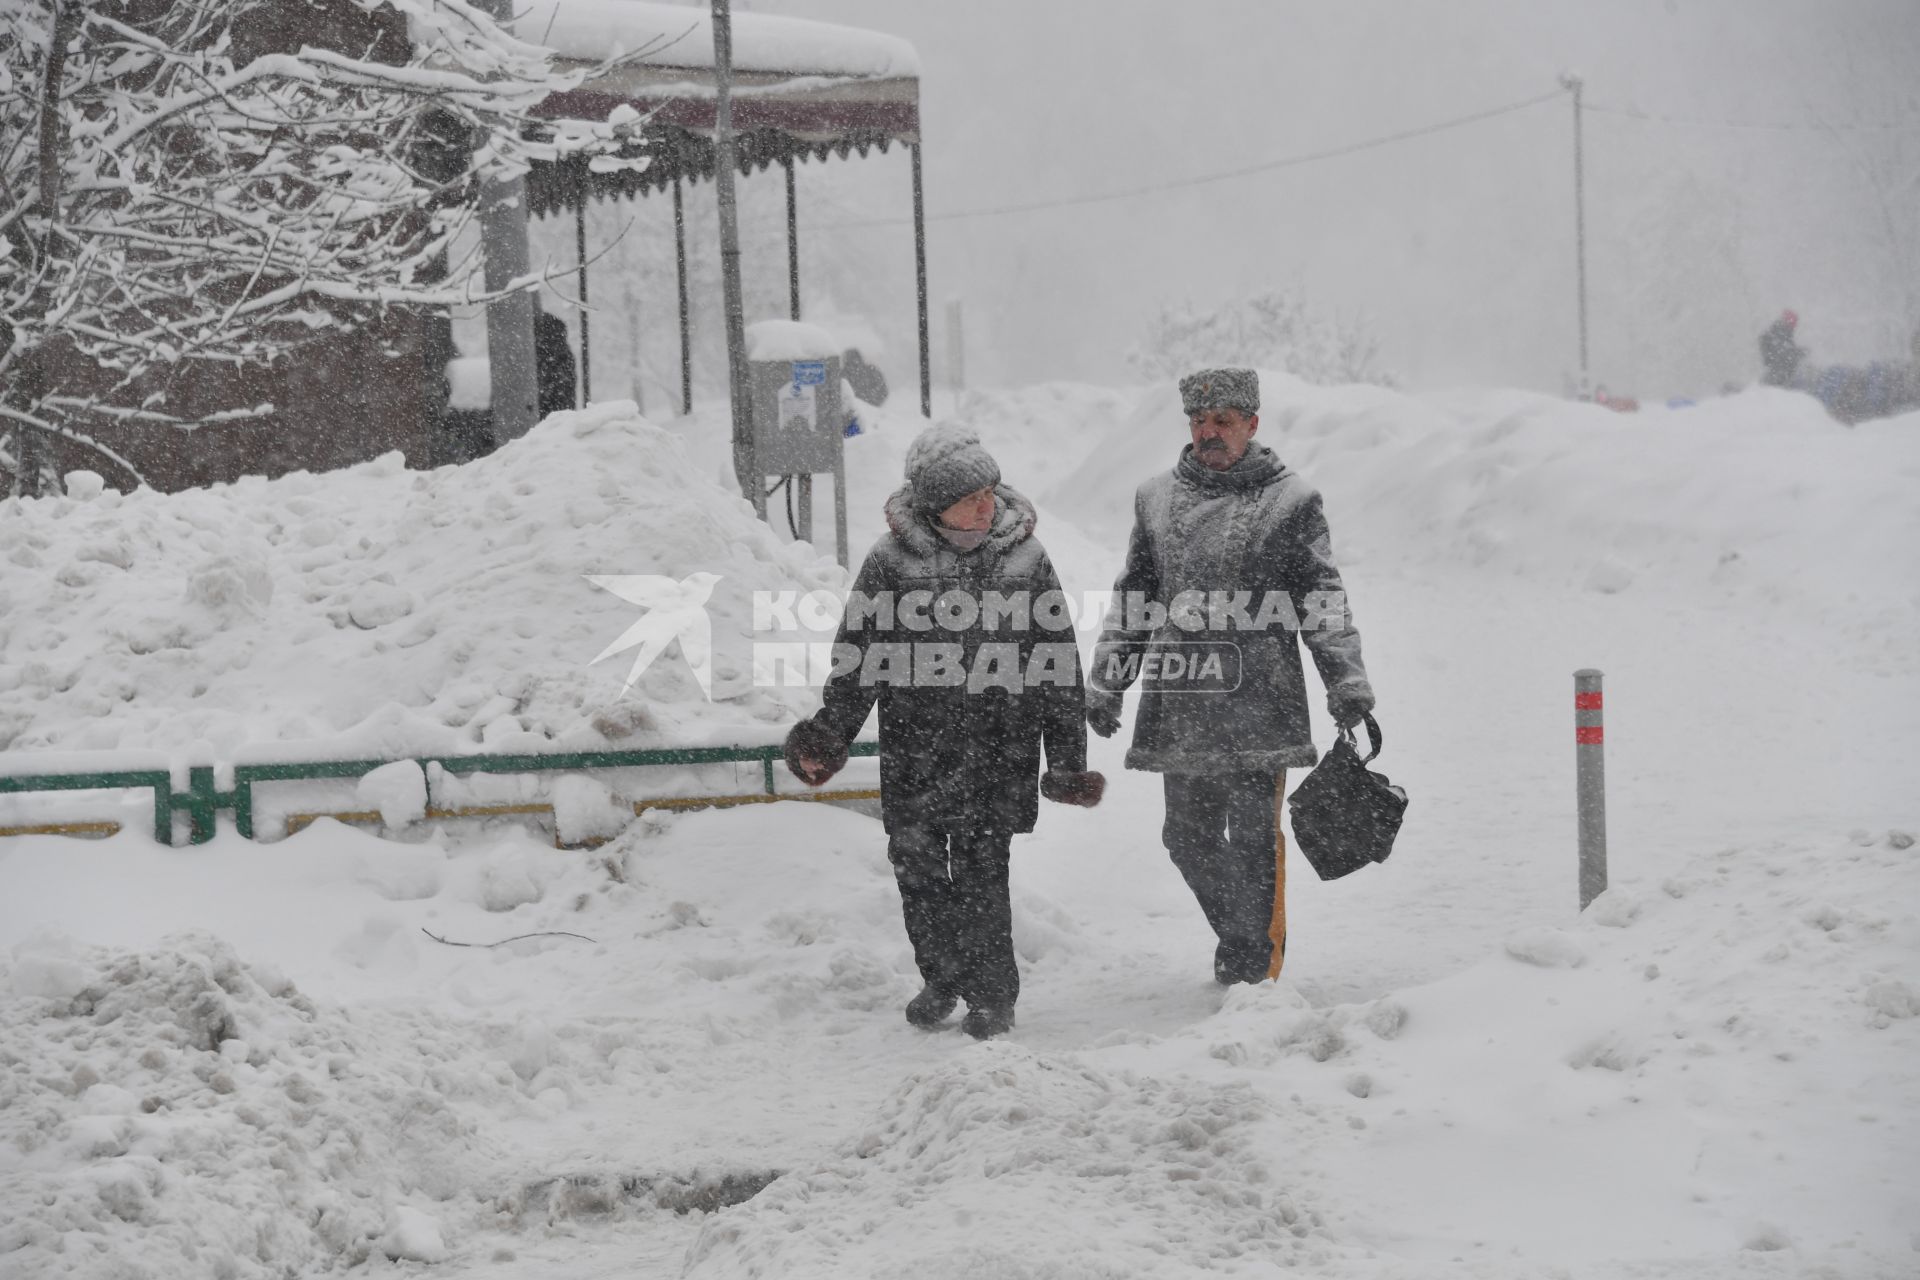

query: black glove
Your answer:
[1086,697,1122,739]
[1327,684,1375,732]
[1041,769,1106,808]
[783,718,848,787]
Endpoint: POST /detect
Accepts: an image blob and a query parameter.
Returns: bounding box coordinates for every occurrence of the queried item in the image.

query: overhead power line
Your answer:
[819,88,1569,230]
[812,86,1920,233]
[1585,101,1920,133]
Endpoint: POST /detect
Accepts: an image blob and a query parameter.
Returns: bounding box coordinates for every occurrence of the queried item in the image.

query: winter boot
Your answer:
[1213,940,1272,986]
[960,1004,1015,1040]
[905,985,958,1029]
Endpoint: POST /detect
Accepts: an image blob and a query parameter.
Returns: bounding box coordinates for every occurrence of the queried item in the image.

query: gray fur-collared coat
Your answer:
[809,485,1088,833]
[1090,443,1372,774]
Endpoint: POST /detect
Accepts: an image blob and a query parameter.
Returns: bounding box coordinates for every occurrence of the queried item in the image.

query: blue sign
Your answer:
[791,360,827,387]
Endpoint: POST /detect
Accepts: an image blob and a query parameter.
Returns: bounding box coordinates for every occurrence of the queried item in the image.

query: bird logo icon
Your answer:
[585,572,722,699]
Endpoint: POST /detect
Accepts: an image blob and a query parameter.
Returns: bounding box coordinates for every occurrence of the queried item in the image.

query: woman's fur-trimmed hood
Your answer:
[883,483,1037,558]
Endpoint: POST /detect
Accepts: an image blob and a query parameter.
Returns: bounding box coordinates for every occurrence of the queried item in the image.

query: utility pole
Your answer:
[712,0,759,516]
[1559,72,1589,386]
[477,0,537,443]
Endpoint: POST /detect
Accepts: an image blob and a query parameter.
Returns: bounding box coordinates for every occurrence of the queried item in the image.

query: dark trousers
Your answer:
[887,826,1018,1009]
[1163,772,1286,981]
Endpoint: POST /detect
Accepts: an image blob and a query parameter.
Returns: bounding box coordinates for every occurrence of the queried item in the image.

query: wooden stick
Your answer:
[420,928,596,949]
[1267,769,1288,980]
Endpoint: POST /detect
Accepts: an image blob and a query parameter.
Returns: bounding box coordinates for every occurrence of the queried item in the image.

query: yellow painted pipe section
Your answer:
[0,820,122,839]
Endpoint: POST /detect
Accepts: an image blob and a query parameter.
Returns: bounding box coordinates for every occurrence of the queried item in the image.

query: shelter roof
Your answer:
[519,0,918,213]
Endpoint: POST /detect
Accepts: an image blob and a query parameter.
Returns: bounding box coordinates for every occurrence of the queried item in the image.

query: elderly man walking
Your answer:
[1088,368,1376,985]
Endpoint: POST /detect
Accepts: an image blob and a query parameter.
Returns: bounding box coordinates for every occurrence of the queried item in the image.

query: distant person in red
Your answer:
[1757,308,1919,425]
[1758,310,1807,389]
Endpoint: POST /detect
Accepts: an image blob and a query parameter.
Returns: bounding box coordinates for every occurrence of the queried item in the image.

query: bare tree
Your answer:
[1797,21,1920,351]
[0,0,648,495]
[1128,289,1395,388]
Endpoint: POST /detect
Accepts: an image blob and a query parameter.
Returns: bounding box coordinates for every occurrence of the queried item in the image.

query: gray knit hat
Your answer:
[1179,367,1260,415]
[904,423,1000,515]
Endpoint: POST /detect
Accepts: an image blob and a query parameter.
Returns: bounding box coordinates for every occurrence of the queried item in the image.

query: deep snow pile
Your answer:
[5,805,1914,1276]
[683,1048,1324,1277]
[0,933,516,1277]
[0,403,845,760]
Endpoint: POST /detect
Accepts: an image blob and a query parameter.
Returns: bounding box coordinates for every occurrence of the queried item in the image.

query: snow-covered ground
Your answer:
[2,378,1916,1278]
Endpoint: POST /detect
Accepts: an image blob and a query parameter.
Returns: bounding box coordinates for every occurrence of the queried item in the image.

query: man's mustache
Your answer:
[1197,439,1227,450]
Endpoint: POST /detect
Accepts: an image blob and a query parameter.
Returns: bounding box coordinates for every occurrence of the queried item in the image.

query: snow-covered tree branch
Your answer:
[0,0,650,495]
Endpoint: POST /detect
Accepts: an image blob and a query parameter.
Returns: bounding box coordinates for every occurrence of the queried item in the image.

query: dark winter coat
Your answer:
[533,311,577,420]
[808,485,1088,834]
[1090,442,1372,774]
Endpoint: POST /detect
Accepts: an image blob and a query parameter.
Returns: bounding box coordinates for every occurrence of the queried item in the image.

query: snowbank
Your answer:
[6,803,1912,1276]
[0,932,508,1277]
[1040,376,1920,649]
[0,403,846,763]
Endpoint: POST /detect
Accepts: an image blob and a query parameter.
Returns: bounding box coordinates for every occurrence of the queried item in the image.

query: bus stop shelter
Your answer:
[511,1,928,419]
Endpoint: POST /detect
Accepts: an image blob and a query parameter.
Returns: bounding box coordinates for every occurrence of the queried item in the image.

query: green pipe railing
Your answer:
[1,741,881,845]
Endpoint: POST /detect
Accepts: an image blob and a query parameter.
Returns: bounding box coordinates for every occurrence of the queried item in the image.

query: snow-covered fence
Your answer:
[0,741,881,846]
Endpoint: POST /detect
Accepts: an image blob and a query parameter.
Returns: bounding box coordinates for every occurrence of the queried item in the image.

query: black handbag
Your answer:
[1288,714,1407,880]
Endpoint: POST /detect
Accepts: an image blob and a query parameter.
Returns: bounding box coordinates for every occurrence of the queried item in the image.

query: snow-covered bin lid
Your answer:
[746,320,839,363]
[447,356,491,411]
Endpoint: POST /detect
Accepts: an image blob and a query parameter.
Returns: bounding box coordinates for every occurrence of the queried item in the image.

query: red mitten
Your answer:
[1041,769,1106,808]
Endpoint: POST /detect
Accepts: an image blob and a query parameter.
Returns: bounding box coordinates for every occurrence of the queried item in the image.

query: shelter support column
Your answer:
[574,182,591,406]
[911,141,931,418]
[712,0,759,513]
[789,154,810,543]
[674,176,692,415]
[784,155,801,322]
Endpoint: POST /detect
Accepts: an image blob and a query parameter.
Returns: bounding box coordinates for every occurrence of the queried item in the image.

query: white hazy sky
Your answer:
[615,0,1920,399]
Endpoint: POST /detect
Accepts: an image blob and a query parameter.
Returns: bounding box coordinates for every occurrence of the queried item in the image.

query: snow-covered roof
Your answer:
[519,2,920,212]
[520,0,919,79]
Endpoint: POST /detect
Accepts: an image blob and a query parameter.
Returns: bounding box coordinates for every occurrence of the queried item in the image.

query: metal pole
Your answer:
[477,0,537,443]
[910,142,931,418]
[1561,73,1589,383]
[1574,669,1607,910]
[712,0,759,514]
[785,155,803,532]
[831,454,849,568]
[673,176,692,415]
[628,285,644,414]
[784,154,801,322]
[574,183,590,406]
[945,297,965,395]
